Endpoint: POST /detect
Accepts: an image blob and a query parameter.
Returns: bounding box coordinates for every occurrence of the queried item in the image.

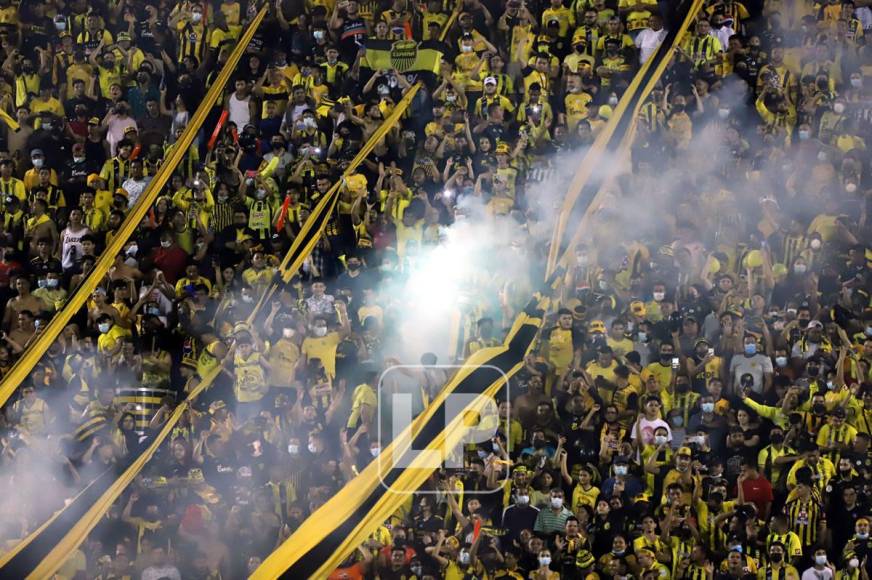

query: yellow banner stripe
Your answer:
[545,0,705,277]
[19,18,429,578]
[0,15,272,408]
[251,306,544,578]
[554,0,705,272]
[13,9,270,578]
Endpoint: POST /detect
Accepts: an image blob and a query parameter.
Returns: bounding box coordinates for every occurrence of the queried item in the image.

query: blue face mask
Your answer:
[744,344,757,356]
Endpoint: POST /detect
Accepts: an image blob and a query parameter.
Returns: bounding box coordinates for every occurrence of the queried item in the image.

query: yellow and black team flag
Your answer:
[249,83,423,316]
[545,0,705,275]
[361,39,444,85]
[0,8,271,579]
[0,468,116,576]
[252,297,548,579]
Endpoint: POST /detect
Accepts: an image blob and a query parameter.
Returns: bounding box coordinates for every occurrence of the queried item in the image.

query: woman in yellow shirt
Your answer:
[571,464,600,512]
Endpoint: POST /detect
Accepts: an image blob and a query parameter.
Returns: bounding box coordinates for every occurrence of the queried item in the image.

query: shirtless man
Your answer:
[3,277,46,331]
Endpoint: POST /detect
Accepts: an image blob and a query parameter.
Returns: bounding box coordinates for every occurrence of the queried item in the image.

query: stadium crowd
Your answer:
[0,0,870,578]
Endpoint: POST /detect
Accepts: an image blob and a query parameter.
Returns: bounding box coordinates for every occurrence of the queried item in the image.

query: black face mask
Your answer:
[533,439,545,449]
[660,354,673,363]
[770,553,783,563]
[813,402,826,414]
[771,433,784,444]
[807,366,820,377]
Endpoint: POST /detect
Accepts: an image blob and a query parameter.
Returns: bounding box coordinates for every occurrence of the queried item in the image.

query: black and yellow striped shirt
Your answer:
[780,234,805,269]
[786,497,822,547]
[178,23,207,63]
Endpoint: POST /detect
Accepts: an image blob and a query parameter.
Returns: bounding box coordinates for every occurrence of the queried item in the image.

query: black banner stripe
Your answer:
[278,318,541,578]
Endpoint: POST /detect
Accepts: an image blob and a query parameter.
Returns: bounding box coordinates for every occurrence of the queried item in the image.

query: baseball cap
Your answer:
[589,319,606,333]
[484,76,497,86]
[88,117,100,125]
[677,446,693,457]
[630,300,647,316]
[30,149,44,157]
[807,320,823,329]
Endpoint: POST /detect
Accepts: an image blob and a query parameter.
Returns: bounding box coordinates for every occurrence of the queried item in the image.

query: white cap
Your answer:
[484,76,497,85]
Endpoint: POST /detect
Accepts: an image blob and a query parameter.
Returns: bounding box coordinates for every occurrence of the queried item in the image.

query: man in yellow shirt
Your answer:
[347,370,378,430]
[96,313,132,357]
[816,407,857,465]
[542,0,575,38]
[301,302,351,379]
[0,158,26,204]
[586,345,619,382]
[544,308,579,376]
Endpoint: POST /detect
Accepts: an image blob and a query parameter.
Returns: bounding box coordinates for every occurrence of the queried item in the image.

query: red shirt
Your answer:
[328,562,366,580]
[151,245,188,283]
[740,475,774,515]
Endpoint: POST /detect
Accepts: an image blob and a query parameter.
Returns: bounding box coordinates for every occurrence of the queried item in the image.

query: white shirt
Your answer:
[630,417,672,445]
[60,225,90,270]
[121,176,151,207]
[635,27,668,64]
[711,25,735,51]
[801,566,834,580]
[227,92,252,129]
[141,565,181,580]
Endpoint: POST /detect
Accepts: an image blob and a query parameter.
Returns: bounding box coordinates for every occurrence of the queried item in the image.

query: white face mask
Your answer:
[849,558,860,569]
[637,331,647,342]
[126,244,138,255]
[846,182,857,193]
[701,402,715,413]
[799,129,811,140]
[31,158,44,168]
[287,444,299,455]
[73,156,85,163]
[817,151,829,162]
[550,497,564,509]
[461,44,473,53]
[516,494,530,505]
[98,322,111,333]
[718,108,730,119]
[851,78,862,88]
[312,326,328,337]
[775,356,788,368]
[815,555,827,566]
[191,11,203,23]
[241,294,254,303]
[307,442,318,454]
[810,239,822,250]
[160,240,172,248]
[459,552,471,565]
[834,103,846,114]
[794,264,807,274]
[282,328,295,339]
[652,291,665,302]
[313,29,326,41]
[654,435,668,445]
[614,465,628,476]
[539,556,552,567]
[370,446,380,457]
[46,278,59,288]
[608,95,619,106]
